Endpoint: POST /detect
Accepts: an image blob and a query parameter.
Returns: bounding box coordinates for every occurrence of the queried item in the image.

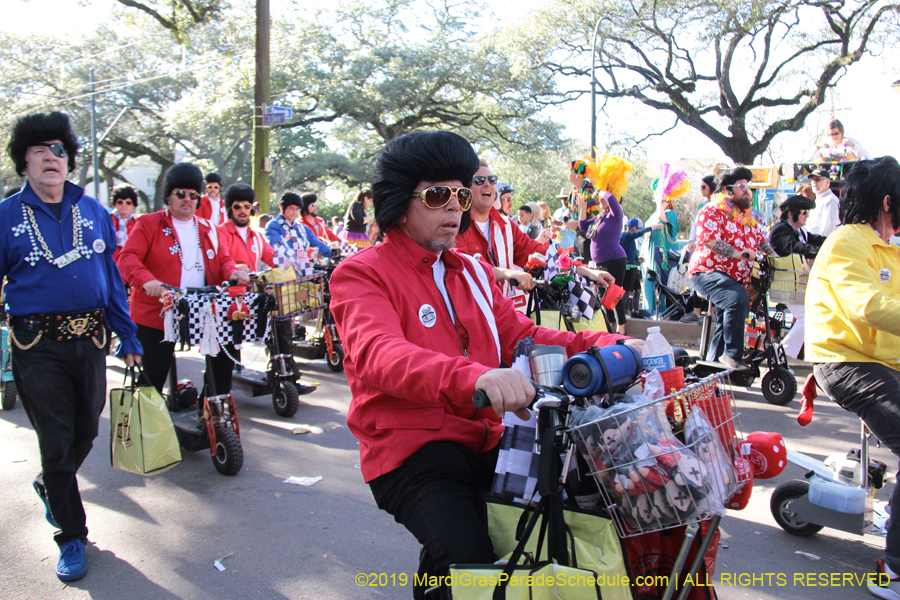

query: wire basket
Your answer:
[568,371,748,538]
[272,274,324,318]
[768,267,807,305]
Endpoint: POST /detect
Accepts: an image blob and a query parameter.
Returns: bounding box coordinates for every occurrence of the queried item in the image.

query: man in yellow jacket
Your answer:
[806,156,900,600]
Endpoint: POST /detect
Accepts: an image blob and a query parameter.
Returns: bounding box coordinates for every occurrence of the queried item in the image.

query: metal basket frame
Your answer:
[569,371,749,538]
[767,265,808,305]
[271,274,325,318]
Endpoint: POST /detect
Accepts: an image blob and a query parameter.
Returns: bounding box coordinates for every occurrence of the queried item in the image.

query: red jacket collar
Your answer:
[164,210,212,236]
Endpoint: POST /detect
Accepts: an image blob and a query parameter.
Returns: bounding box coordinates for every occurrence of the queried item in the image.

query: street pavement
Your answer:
[0,349,893,600]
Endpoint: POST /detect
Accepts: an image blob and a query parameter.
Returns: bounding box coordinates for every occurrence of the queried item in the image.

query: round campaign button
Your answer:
[418,304,437,328]
[92,239,106,253]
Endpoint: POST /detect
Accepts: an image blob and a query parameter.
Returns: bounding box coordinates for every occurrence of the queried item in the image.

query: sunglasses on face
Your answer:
[800,210,810,216]
[727,182,751,192]
[115,199,133,206]
[472,175,498,186]
[173,190,200,201]
[410,186,473,211]
[207,184,220,189]
[829,131,842,138]
[231,202,252,211]
[34,142,68,158]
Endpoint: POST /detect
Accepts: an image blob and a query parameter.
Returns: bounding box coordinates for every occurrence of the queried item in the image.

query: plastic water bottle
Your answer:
[642,326,675,373]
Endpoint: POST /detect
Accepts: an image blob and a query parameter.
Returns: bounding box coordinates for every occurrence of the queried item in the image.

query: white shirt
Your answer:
[431,253,454,324]
[807,189,841,236]
[172,217,206,289]
[208,197,223,226]
[236,225,248,242]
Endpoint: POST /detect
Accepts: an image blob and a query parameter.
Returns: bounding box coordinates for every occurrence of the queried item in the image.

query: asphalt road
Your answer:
[0,351,892,600]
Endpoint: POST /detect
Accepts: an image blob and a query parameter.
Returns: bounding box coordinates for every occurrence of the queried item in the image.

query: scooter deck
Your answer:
[171,411,210,452]
[231,368,275,397]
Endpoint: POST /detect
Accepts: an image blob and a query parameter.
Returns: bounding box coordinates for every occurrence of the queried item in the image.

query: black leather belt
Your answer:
[9,309,106,342]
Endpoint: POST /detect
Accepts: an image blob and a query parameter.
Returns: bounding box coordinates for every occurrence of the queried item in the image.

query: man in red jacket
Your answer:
[110,185,138,262]
[301,193,340,243]
[217,183,275,272]
[330,131,639,599]
[118,163,248,394]
[218,183,316,394]
[197,172,226,227]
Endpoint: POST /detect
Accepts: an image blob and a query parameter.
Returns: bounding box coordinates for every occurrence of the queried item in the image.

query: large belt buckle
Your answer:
[65,315,94,337]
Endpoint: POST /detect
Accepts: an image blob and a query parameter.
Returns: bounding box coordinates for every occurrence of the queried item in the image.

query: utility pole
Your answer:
[252,0,271,213]
[90,69,100,201]
[590,18,602,160]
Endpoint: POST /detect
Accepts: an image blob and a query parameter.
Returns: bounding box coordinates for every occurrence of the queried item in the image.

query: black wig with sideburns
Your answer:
[8,111,79,177]
[224,183,255,217]
[839,157,900,227]
[371,131,480,235]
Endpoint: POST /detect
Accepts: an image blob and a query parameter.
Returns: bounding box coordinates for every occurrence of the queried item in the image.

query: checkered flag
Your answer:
[542,242,563,280]
[492,412,541,505]
[180,292,261,347]
[568,280,602,321]
[338,240,359,256]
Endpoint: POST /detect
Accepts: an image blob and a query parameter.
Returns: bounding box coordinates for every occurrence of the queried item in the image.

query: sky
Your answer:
[5,0,900,168]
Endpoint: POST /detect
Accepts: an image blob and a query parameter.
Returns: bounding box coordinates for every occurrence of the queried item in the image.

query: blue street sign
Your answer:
[268,106,293,119]
[264,113,286,125]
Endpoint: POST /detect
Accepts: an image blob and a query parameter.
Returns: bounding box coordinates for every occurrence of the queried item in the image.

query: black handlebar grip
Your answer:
[473,390,492,410]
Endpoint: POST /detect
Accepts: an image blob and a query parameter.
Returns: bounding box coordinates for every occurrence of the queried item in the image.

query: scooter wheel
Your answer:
[272,380,300,418]
[770,480,823,537]
[1,380,17,411]
[761,367,797,406]
[212,426,243,476]
[327,343,345,373]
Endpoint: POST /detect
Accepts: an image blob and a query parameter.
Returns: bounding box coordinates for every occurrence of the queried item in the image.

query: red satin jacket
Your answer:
[330,228,626,482]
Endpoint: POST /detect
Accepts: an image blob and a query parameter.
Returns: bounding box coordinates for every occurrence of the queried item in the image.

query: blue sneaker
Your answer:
[56,540,87,582]
[33,481,57,528]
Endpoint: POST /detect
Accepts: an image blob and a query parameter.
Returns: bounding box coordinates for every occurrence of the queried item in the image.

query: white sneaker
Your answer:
[869,559,900,600]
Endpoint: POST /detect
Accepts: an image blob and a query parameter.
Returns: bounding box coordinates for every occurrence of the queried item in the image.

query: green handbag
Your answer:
[109,367,182,475]
[449,498,632,599]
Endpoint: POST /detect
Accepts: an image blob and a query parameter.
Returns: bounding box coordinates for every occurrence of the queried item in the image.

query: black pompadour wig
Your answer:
[371,131,480,235]
[714,166,754,194]
[840,157,900,226]
[224,183,255,214]
[8,111,79,177]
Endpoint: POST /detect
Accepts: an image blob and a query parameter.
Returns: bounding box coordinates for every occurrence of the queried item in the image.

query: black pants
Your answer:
[11,331,107,546]
[597,257,627,328]
[369,441,499,599]
[815,362,900,572]
[136,324,235,397]
[272,318,300,378]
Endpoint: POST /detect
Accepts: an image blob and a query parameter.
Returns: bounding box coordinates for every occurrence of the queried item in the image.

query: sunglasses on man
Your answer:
[115,199,133,206]
[800,210,810,216]
[34,142,68,158]
[410,186,473,211]
[727,182,751,192]
[231,202,253,211]
[472,175,498,186]
[173,190,200,201]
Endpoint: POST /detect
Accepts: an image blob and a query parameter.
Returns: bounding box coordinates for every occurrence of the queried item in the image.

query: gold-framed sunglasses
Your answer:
[410,186,473,211]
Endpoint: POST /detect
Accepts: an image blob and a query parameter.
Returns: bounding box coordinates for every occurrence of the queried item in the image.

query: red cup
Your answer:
[692,386,736,449]
[601,283,626,309]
